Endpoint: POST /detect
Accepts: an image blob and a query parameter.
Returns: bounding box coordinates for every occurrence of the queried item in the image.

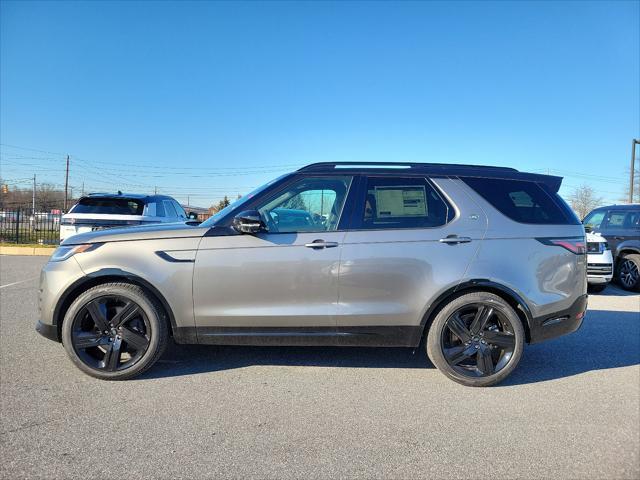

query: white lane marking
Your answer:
[0,277,38,289]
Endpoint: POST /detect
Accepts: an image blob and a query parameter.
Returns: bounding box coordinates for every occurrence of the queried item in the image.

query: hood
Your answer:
[586,232,605,242]
[62,221,208,245]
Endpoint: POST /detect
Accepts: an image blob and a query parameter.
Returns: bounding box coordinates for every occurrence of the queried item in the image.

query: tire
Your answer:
[587,284,607,293]
[61,282,169,380]
[426,291,525,387]
[616,254,640,291]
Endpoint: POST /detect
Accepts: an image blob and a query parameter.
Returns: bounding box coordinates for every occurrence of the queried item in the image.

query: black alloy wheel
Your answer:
[70,296,150,372]
[426,291,524,387]
[441,303,516,377]
[62,282,168,380]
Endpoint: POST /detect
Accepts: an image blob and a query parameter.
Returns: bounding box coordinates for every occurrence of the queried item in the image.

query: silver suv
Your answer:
[37,163,587,386]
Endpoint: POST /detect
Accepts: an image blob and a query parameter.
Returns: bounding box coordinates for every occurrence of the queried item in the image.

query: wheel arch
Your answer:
[53,268,177,342]
[420,279,534,343]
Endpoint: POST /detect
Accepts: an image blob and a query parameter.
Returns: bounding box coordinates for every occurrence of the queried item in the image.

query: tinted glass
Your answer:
[71,198,144,215]
[163,200,178,218]
[174,202,187,218]
[256,176,352,233]
[462,177,577,225]
[357,177,451,229]
[583,210,606,229]
[607,210,640,229]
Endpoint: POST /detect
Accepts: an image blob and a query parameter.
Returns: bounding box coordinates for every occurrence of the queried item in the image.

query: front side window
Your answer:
[357,176,452,230]
[163,200,178,218]
[607,210,640,229]
[256,176,352,233]
[583,210,606,229]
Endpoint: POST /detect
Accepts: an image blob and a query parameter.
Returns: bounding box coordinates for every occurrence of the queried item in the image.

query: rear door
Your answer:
[336,176,487,343]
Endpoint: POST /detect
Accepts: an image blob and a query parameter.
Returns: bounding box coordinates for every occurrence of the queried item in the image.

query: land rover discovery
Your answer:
[36,162,587,386]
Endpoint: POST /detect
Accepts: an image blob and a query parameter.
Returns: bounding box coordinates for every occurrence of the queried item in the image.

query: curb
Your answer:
[0,246,55,256]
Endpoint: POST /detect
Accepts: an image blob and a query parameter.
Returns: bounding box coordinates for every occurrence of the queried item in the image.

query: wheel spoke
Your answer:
[102,340,121,371]
[120,327,149,352]
[111,302,140,329]
[483,330,515,349]
[444,345,477,365]
[86,300,109,331]
[476,348,495,375]
[446,314,472,342]
[74,332,105,349]
[470,306,493,334]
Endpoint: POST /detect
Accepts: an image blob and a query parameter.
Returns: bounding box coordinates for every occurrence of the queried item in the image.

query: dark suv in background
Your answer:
[583,204,640,290]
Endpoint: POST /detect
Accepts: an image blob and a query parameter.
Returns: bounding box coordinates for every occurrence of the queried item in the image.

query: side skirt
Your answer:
[173,326,423,347]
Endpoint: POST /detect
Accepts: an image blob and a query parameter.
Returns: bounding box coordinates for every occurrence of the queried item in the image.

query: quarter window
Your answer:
[256,176,352,233]
[357,177,452,229]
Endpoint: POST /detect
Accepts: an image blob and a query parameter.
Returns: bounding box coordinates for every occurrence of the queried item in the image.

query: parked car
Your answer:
[583,204,640,291]
[37,162,587,387]
[60,193,189,241]
[585,232,613,292]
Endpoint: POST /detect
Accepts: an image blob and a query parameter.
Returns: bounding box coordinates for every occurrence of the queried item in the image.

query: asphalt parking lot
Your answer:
[1,255,638,479]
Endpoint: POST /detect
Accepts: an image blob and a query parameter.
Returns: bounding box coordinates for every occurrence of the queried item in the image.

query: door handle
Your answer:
[305,239,339,249]
[439,235,472,244]
[614,236,624,240]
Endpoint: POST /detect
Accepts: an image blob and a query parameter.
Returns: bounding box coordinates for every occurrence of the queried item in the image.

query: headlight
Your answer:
[50,243,101,262]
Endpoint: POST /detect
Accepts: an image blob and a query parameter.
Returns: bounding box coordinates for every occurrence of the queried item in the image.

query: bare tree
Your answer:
[569,184,604,220]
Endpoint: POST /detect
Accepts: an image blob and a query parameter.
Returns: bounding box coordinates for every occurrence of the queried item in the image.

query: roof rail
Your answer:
[297,162,518,172]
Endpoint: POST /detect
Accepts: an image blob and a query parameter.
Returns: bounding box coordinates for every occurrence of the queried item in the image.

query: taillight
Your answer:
[536,237,586,254]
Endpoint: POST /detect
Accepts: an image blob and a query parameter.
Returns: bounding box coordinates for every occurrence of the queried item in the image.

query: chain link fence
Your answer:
[0,208,61,245]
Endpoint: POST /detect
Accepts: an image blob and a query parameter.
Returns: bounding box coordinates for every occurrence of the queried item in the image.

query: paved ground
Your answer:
[1,255,638,479]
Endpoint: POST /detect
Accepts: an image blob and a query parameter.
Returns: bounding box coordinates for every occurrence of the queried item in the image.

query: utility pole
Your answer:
[64,155,70,211]
[631,139,640,204]
[81,181,85,196]
[154,186,157,194]
[32,174,36,215]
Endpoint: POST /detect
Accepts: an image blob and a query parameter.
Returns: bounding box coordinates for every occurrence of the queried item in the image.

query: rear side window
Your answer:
[462,177,579,225]
[70,198,144,215]
[355,176,452,230]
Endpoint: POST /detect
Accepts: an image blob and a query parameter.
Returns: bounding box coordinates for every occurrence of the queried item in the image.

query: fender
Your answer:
[614,240,640,259]
[419,278,534,341]
[52,268,178,340]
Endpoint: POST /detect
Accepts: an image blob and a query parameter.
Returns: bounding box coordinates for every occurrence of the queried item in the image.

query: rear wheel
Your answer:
[61,283,168,380]
[616,254,640,291]
[426,291,524,387]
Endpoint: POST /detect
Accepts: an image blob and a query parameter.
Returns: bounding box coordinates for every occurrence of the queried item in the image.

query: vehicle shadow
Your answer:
[140,309,640,385]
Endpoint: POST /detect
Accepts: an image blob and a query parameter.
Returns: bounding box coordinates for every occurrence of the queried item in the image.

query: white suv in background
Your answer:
[586,231,613,292]
[60,193,190,241]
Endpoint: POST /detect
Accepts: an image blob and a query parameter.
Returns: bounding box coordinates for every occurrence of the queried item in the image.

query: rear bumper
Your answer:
[529,294,588,344]
[36,320,59,342]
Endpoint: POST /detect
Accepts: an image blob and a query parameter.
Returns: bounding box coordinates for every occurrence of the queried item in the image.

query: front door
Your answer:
[193,175,353,341]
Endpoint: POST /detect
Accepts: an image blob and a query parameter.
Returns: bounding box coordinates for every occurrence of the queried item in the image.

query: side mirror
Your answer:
[188,212,198,220]
[584,224,593,233]
[232,210,265,234]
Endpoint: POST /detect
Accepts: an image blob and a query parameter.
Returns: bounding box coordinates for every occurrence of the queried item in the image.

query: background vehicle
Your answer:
[585,232,613,293]
[60,193,190,241]
[583,204,640,291]
[37,163,587,387]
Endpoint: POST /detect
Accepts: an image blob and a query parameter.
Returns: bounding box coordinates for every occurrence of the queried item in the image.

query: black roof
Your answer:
[589,203,640,211]
[297,162,563,192]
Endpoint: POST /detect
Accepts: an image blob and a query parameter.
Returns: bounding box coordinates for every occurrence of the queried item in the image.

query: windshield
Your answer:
[200,174,290,227]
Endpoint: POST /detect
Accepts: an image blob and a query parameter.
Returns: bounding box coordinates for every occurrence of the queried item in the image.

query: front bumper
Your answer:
[529,294,588,344]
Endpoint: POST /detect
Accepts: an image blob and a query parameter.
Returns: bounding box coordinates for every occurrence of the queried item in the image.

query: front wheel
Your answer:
[426,292,525,387]
[61,282,168,380]
[616,254,640,291]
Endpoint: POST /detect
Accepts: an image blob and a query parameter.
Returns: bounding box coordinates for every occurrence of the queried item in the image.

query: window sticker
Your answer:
[375,186,427,217]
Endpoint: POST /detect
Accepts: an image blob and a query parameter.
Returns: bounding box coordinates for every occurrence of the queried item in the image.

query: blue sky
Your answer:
[1,0,638,206]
